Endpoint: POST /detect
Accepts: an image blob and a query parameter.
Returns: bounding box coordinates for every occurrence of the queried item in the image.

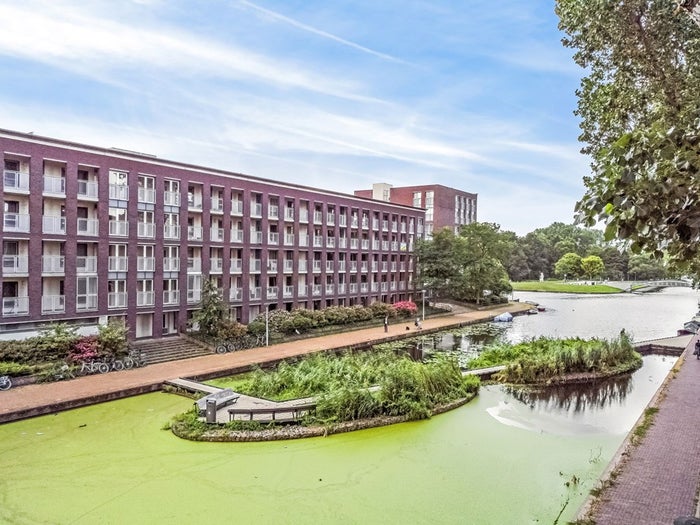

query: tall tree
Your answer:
[581,255,605,280]
[554,252,583,279]
[556,0,700,274]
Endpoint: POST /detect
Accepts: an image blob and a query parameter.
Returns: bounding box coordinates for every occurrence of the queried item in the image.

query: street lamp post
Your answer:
[265,304,269,347]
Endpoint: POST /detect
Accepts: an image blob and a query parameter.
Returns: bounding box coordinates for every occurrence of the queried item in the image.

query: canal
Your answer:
[0,287,697,524]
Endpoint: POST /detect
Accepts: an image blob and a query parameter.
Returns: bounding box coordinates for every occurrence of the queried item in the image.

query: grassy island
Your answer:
[468,332,642,384]
[170,349,479,441]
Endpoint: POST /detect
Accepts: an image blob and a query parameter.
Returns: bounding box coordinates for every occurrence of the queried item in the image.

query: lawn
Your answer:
[511,280,623,294]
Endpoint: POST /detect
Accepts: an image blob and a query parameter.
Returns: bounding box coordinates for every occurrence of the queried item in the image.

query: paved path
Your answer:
[582,337,700,524]
[0,302,527,423]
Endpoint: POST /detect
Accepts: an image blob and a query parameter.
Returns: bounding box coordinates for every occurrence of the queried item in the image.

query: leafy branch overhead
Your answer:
[556,0,700,274]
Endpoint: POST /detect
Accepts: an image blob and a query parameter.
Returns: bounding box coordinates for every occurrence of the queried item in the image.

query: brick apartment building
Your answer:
[354,183,477,238]
[0,129,425,340]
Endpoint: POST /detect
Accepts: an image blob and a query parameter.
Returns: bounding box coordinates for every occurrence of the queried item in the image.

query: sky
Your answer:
[0,0,589,236]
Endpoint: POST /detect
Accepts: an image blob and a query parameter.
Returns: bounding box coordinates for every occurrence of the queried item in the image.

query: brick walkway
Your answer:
[0,303,525,423]
[582,338,700,524]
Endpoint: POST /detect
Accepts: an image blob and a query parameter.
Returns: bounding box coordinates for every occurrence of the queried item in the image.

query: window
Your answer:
[412,192,422,208]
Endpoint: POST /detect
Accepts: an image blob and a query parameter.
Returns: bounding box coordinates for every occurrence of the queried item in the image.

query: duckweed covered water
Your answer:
[0,355,673,524]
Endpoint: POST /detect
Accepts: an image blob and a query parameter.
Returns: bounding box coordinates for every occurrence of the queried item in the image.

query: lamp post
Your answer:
[421,289,426,321]
[265,304,269,347]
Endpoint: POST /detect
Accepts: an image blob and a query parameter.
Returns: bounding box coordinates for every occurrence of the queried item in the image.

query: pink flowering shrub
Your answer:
[67,335,100,363]
[392,300,418,317]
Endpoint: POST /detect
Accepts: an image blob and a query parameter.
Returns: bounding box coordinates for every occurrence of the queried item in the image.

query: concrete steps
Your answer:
[132,337,212,365]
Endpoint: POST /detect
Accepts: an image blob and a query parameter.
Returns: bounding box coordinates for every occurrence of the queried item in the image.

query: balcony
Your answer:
[250,259,262,273]
[299,235,309,247]
[137,257,155,272]
[325,284,334,294]
[360,262,368,272]
[268,205,279,219]
[284,260,294,273]
[3,170,29,192]
[77,180,99,200]
[312,261,322,273]
[325,261,334,272]
[382,220,389,232]
[312,284,322,296]
[350,239,359,249]
[187,226,203,241]
[211,197,224,213]
[313,236,323,248]
[137,222,155,238]
[43,176,66,196]
[76,256,98,273]
[283,285,294,298]
[163,290,180,305]
[137,291,155,307]
[229,287,243,301]
[163,224,180,240]
[361,240,369,250]
[251,203,262,217]
[337,283,346,294]
[298,284,307,297]
[2,296,29,316]
[338,261,346,272]
[339,215,347,227]
[41,216,66,235]
[41,295,65,314]
[360,283,369,293]
[138,187,156,203]
[163,258,180,272]
[338,238,347,249]
[284,208,295,221]
[362,218,369,229]
[187,289,201,303]
[299,210,309,223]
[231,200,243,215]
[109,184,129,201]
[108,292,128,309]
[381,262,388,272]
[267,232,279,245]
[187,258,201,273]
[326,213,335,225]
[313,211,323,224]
[326,238,335,249]
[249,287,262,300]
[187,196,203,211]
[210,227,224,243]
[371,283,379,292]
[372,219,379,230]
[382,241,389,251]
[230,258,242,273]
[231,229,244,243]
[3,255,28,274]
[108,256,128,272]
[251,231,263,244]
[164,191,180,207]
[349,262,358,272]
[380,282,389,292]
[351,217,359,228]
[349,283,358,293]
[4,213,30,232]
[372,241,380,250]
[76,218,99,236]
[298,260,308,272]
[109,220,129,237]
[76,294,98,311]
[210,258,223,273]
[42,255,65,274]
[283,234,295,246]
[267,260,278,272]
[266,286,278,299]
[371,263,378,272]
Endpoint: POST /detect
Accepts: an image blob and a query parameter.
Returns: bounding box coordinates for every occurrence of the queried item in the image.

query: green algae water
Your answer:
[0,357,673,525]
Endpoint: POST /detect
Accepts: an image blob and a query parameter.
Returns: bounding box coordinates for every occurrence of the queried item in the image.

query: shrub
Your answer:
[96,321,128,358]
[67,336,100,363]
[392,300,417,317]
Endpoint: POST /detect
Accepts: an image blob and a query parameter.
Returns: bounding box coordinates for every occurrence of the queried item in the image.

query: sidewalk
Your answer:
[581,337,700,524]
[0,303,526,424]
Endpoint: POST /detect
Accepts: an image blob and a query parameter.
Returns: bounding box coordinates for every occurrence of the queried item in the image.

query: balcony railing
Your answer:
[210,227,224,242]
[229,288,243,301]
[163,290,180,305]
[249,287,262,300]
[187,196,202,210]
[76,294,98,311]
[77,180,99,199]
[163,224,180,240]
[312,261,322,272]
[284,260,294,272]
[312,284,322,296]
[298,285,307,297]
[251,231,263,244]
[109,220,129,237]
[284,234,294,246]
[163,258,180,272]
[138,187,156,203]
[137,257,155,272]
[187,226,203,241]
[299,235,309,247]
[266,286,278,299]
[313,211,323,224]
[267,260,278,273]
[284,208,295,220]
[187,289,201,303]
[137,291,155,307]
[325,284,334,294]
[164,191,180,207]
[41,295,65,314]
[230,259,242,273]
[283,285,294,298]
[231,200,243,215]
[108,256,128,272]
[268,205,279,219]
[298,261,307,272]
[109,184,129,201]
[137,222,155,238]
[231,229,243,242]
[3,170,29,192]
[41,216,66,235]
[210,258,223,273]
[251,203,262,217]
[42,255,65,273]
[108,292,128,309]
[268,232,279,245]
[250,259,262,273]
[76,256,98,273]
[4,213,30,232]
[187,258,201,273]
[43,176,66,195]
[211,197,224,213]
[77,218,99,236]
[3,255,28,274]
[2,296,29,316]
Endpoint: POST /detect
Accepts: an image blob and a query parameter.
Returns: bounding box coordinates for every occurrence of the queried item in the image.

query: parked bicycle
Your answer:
[215,341,238,354]
[122,348,146,369]
[79,360,110,375]
[0,375,12,390]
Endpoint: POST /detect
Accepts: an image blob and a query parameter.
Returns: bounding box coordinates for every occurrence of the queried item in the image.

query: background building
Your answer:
[354,183,477,238]
[0,129,424,341]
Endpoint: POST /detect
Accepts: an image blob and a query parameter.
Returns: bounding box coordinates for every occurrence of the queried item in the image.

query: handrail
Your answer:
[228,402,316,422]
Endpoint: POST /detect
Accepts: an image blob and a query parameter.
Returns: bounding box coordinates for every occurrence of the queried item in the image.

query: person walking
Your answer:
[694,339,700,360]
[384,315,389,333]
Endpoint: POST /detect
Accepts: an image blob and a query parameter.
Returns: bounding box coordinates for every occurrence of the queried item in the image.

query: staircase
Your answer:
[131,336,212,365]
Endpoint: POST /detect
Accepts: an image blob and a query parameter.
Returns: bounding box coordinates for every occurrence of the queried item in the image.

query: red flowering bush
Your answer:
[392,300,417,317]
[67,336,100,363]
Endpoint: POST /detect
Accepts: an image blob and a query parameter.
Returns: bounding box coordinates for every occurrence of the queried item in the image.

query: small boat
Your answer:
[527,309,538,315]
[537,306,546,312]
[494,312,513,322]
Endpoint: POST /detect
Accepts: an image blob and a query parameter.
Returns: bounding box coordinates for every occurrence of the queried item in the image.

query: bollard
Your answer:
[205,399,217,424]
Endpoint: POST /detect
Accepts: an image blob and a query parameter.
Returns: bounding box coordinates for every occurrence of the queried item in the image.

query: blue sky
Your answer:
[0,0,588,235]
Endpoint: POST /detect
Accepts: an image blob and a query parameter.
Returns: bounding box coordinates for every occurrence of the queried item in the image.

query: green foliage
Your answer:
[96,320,128,358]
[226,349,478,424]
[581,255,605,280]
[554,252,582,279]
[0,361,36,376]
[556,0,700,275]
[192,278,227,339]
[34,323,80,361]
[468,333,641,384]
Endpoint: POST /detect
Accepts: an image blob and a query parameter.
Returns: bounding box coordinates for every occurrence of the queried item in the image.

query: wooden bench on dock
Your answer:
[228,402,316,423]
[196,389,241,415]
